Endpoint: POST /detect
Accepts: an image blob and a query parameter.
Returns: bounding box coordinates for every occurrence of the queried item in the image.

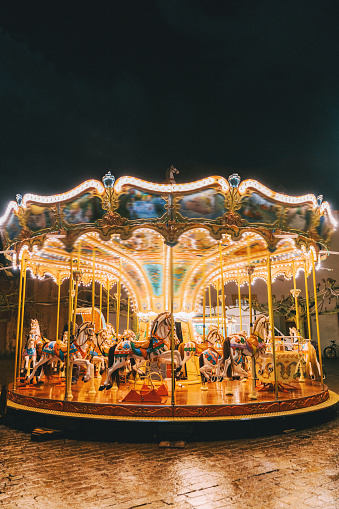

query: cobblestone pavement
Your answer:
[0,359,338,509]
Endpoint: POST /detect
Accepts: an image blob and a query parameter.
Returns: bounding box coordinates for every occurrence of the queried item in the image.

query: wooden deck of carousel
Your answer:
[6,374,338,422]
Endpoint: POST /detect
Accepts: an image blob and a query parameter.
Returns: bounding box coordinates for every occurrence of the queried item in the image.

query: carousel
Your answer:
[1,169,338,432]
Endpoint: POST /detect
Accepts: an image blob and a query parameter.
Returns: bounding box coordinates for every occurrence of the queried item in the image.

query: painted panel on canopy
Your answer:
[24,204,54,232]
[143,263,163,297]
[173,263,189,296]
[176,231,217,253]
[3,214,23,241]
[316,214,333,243]
[62,194,104,225]
[118,231,163,253]
[117,189,166,220]
[282,204,313,232]
[178,189,225,219]
[239,192,279,224]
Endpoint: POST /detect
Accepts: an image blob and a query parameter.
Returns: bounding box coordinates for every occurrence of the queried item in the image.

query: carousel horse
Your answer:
[289,327,321,381]
[99,312,183,391]
[199,337,235,383]
[26,322,96,384]
[198,316,270,384]
[229,314,269,368]
[21,318,44,377]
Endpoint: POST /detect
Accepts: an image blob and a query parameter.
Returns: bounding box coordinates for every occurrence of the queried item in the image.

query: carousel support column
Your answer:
[237,269,243,330]
[267,254,279,399]
[292,262,301,335]
[65,254,74,401]
[311,250,324,389]
[219,243,232,395]
[209,282,212,325]
[106,278,110,325]
[72,243,81,337]
[55,273,61,342]
[170,244,175,404]
[99,278,103,330]
[116,259,122,337]
[248,265,257,400]
[18,257,27,384]
[13,256,25,390]
[216,279,220,330]
[202,263,206,341]
[127,295,130,330]
[304,260,312,340]
[91,249,96,325]
[292,261,304,382]
[247,241,257,400]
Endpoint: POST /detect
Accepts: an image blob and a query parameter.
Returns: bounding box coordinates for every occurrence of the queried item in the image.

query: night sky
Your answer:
[0,0,339,211]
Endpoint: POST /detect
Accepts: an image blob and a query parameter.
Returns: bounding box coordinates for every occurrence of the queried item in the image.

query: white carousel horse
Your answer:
[99,312,184,391]
[288,327,321,381]
[198,336,235,383]
[26,322,96,383]
[198,316,270,384]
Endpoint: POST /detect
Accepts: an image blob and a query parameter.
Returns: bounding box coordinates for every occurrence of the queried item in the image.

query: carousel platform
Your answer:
[5,375,339,441]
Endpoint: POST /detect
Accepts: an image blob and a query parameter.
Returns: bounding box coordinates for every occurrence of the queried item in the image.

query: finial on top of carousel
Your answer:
[317,195,323,207]
[228,173,241,188]
[102,171,115,189]
[166,165,179,184]
[16,194,23,207]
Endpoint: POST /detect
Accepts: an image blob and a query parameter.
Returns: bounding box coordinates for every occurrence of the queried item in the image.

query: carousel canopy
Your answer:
[0,172,336,315]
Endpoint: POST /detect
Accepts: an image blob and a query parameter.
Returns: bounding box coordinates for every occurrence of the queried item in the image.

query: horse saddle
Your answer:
[133,338,150,349]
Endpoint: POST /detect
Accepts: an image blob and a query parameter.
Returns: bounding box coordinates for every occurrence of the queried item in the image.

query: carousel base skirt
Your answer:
[6,377,338,431]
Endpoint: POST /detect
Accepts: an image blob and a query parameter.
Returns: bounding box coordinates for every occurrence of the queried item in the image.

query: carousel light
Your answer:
[21,179,105,208]
[0,201,19,226]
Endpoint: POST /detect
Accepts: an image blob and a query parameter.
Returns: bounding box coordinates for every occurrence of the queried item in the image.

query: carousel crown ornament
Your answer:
[102,171,115,188]
[228,173,241,188]
[16,194,23,207]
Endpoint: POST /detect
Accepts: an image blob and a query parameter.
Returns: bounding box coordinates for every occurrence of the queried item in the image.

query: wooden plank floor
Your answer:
[14,374,325,407]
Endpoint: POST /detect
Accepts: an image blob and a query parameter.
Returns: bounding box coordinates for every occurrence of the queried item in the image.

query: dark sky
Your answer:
[0,0,339,211]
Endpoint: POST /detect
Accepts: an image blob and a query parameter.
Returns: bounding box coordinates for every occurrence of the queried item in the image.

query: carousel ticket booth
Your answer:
[1,171,338,429]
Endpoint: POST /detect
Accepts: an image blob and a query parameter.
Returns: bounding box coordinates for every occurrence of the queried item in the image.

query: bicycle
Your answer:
[323,339,339,359]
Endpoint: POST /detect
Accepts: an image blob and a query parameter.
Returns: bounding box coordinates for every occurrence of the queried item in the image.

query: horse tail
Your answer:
[108,344,117,369]
[199,353,206,383]
[178,342,185,361]
[223,338,233,378]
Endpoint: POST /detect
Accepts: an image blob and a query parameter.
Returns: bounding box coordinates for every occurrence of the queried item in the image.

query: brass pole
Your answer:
[311,250,324,388]
[18,258,27,383]
[13,256,24,390]
[216,279,220,329]
[91,249,95,324]
[56,273,61,341]
[73,242,81,336]
[267,254,279,399]
[99,278,103,329]
[208,282,212,326]
[169,245,175,404]
[202,263,206,341]
[116,259,121,336]
[106,278,110,324]
[292,261,300,334]
[247,243,253,334]
[65,254,73,401]
[219,244,227,340]
[127,295,130,330]
[304,260,312,340]
[237,269,243,330]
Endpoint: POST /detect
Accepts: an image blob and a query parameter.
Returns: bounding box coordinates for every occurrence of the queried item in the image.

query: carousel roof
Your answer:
[0,172,336,314]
